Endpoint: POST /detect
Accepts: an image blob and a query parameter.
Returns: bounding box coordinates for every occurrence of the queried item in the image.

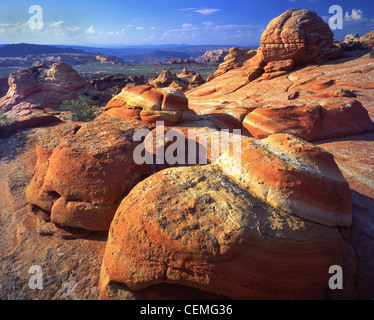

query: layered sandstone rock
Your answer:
[361,30,374,48]
[33,122,82,173]
[242,99,374,141]
[0,63,104,113]
[99,133,352,300]
[214,48,257,77]
[148,69,205,91]
[102,85,199,125]
[26,117,153,231]
[241,9,342,82]
[187,50,374,141]
[260,9,341,65]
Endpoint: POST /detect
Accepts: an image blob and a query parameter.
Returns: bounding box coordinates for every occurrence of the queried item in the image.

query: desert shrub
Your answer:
[63,95,98,122]
[0,112,11,126]
[370,49,374,59]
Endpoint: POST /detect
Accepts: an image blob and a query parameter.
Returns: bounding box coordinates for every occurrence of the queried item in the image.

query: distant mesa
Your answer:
[0,43,87,57]
[0,43,127,68]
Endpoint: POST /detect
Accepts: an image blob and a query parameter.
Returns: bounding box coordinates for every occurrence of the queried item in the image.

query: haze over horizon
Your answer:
[0,0,373,47]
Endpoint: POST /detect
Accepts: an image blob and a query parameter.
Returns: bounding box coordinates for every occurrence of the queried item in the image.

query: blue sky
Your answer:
[0,0,373,47]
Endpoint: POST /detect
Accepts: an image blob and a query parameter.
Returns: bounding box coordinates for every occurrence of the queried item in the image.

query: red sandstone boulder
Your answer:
[242,9,341,82]
[33,122,81,173]
[242,99,374,141]
[260,9,341,65]
[214,47,257,77]
[99,133,352,300]
[26,117,154,231]
[0,103,62,139]
[102,85,198,125]
[241,53,266,81]
[218,134,352,227]
[0,63,104,113]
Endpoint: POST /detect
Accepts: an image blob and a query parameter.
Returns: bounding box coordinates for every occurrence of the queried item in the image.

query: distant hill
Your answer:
[123,50,205,63]
[0,43,87,57]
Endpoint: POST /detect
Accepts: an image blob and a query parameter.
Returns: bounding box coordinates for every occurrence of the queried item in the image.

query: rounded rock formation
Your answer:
[26,117,154,231]
[102,85,198,125]
[99,133,353,300]
[260,9,341,65]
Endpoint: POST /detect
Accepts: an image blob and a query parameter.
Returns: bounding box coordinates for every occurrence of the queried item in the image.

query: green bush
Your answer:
[0,112,11,126]
[63,95,98,122]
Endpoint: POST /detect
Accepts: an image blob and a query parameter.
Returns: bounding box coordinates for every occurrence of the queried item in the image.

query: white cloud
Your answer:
[195,9,220,15]
[0,22,28,34]
[49,21,64,28]
[202,21,214,27]
[136,26,144,30]
[182,23,193,28]
[67,27,80,32]
[345,9,363,22]
[180,8,220,15]
[180,8,198,11]
[86,25,96,35]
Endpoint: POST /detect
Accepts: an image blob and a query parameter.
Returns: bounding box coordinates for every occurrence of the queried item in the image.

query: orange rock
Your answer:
[214,47,257,77]
[242,99,374,141]
[99,133,351,299]
[260,9,341,65]
[262,70,289,80]
[241,53,266,81]
[26,162,60,212]
[218,134,352,227]
[26,117,154,231]
[103,85,197,125]
[159,88,189,111]
[263,59,295,73]
[33,122,81,173]
[102,107,141,120]
[139,109,182,126]
[0,62,105,113]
